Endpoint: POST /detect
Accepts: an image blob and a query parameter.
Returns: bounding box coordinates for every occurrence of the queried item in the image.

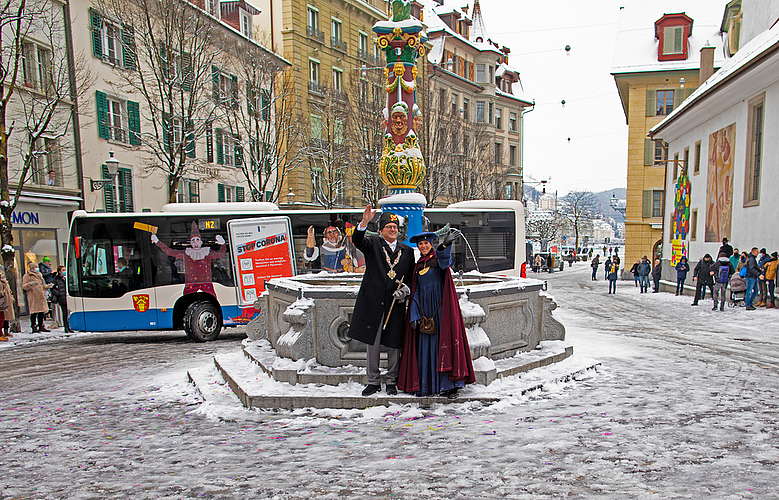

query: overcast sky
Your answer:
[479,0,629,196]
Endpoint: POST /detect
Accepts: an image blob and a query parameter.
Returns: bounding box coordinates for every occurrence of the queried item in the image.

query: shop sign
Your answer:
[11,211,40,225]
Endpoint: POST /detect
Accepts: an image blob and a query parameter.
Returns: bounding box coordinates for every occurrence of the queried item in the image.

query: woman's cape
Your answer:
[398,253,476,392]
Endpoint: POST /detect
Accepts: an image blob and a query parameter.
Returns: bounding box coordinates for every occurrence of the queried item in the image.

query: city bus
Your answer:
[66,200,524,341]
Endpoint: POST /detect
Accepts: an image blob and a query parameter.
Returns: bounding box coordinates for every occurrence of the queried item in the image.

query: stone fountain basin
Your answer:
[247,272,566,385]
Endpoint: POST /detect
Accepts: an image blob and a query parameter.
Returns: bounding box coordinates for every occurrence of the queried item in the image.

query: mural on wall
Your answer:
[705,123,736,242]
[671,161,691,266]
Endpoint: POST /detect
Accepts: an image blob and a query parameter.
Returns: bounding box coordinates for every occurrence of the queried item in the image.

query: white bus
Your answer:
[66,200,524,341]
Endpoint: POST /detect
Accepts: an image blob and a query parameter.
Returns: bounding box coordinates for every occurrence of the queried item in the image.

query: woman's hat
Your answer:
[409,232,439,244]
[42,256,51,262]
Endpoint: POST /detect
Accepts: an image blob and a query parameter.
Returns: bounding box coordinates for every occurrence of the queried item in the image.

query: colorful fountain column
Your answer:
[373,1,428,242]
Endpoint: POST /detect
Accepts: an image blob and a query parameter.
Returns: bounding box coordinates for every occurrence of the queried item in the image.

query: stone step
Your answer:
[193,344,597,411]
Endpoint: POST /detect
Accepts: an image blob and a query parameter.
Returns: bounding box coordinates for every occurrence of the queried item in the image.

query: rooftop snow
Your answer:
[612,0,728,74]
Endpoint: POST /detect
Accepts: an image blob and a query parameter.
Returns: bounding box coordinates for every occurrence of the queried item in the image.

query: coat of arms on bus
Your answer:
[132,294,150,313]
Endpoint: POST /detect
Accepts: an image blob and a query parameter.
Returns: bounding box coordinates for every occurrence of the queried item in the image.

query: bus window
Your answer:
[78,234,144,298]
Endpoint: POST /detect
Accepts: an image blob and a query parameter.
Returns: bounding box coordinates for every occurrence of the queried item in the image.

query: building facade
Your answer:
[611,1,726,276]
[649,1,779,282]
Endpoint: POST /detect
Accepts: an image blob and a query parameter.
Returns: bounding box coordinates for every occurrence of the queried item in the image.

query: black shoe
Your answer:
[746,306,756,311]
[361,384,380,397]
[691,302,698,306]
[719,306,724,311]
[386,385,397,395]
[442,388,459,399]
[38,326,50,333]
[712,305,717,310]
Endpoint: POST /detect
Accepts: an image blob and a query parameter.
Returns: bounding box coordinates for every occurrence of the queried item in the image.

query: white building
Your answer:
[649,1,779,272]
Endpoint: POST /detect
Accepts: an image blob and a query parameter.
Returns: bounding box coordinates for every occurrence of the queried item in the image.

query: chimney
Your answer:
[699,45,715,84]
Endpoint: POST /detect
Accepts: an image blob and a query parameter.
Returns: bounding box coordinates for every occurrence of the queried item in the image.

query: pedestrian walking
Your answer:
[348,206,414,396]
[534,254,542,273]
[604,256,611,281]
[50,266,71,332]
[764,251,778,308]
[630,260,640,287]
[637,256,652,293]
[756,248,770,307]
[675,257,690,295]
[398,231,475,398]
[591,254,600,281]
[22,262,53,332]
[0,268,14,339]
[712,254,735,311]
[651,259,662,293]
[691,254,716,306]
[745,247,761,310]
[607,258,619,294]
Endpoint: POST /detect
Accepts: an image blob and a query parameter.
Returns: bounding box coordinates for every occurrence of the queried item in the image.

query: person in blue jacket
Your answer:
[675,256,690,295]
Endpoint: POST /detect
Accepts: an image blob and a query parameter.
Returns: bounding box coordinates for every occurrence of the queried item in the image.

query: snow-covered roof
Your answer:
[496,88,533,106]
[650,22,779,135]
[612,0,728,74]
[420,0,503,57]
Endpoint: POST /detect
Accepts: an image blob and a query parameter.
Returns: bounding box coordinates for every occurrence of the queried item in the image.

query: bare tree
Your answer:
[224,52,302,203]
[526,215,565,252]
[446,118,494,203]
[345,69,385,206]
[302,89,351,208]
[416,69,452,206]
[0,0,92,329]
[559,190,597,252]
[95,0,231,202]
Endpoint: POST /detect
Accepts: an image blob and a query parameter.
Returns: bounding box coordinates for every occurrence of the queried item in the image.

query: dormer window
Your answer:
[655,13,692,61]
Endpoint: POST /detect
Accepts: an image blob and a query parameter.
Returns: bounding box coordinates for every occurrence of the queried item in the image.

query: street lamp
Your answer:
[90,150,121,212]
[286,188,296,207]
[609,193,626,214]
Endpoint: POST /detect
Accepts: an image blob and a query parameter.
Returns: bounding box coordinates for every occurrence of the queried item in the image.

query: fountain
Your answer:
[205,1,570,406]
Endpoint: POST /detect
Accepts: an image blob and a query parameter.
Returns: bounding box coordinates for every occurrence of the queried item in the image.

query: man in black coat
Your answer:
[50,265,71,332]
[348,206,414,396]
[718,238,734,259]
[691,254,716,306]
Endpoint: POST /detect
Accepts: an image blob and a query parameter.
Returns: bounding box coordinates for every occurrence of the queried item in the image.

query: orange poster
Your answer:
[227,217,295,305]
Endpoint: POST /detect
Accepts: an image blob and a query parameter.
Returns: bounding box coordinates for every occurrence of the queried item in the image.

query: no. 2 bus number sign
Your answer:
[226,217,296,306]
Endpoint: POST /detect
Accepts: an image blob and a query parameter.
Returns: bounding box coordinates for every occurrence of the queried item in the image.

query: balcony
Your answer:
[331,37,347,52]
[358,49,381,66]
[308,81,327,95]
[307,25,324,43]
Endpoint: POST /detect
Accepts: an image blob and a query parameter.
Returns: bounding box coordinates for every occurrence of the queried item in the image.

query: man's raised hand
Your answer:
[361,204,378,227]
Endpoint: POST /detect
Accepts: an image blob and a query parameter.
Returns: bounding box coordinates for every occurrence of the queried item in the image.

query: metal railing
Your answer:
[307,25,324,43]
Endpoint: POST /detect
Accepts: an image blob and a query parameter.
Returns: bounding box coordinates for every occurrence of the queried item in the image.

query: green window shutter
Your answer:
[234,134,243,166]
[120,169,134,212]
[215,128,224,164]
[189,180,199,203]
[206,123,213,163]
[186,119,195,158]
[182,52,193,91]
[159,43,169,80]
[162,112,171,151]
[261,89,271,121]
[218,183,225,202]
[246,83,255,116]
[236,186,245,202]
[102,164,115,212]
[674,27,683,53]
[127,100,141,145]
[96,90,109,139]
[644,139,654,166]
[212,66,220,101]
[686,87,696,99]
[645,90,655,117]
[121,24,136,70]
[90,8,102,58]
[231,74,238,109]
[674,89,684,109]
[642,190,653,218]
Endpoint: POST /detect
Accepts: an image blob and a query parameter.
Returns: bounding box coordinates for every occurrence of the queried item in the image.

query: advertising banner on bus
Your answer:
[227,217,295,306]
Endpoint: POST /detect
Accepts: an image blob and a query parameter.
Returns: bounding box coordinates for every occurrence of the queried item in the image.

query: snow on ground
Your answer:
[2,265,779,498]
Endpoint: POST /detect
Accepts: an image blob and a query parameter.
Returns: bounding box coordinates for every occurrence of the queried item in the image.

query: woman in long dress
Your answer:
[398,231,475,398]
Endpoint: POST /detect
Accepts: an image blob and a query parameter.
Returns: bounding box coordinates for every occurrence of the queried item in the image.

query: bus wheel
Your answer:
[183,301,222,342]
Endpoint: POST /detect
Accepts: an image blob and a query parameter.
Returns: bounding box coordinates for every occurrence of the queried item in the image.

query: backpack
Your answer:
[717,263,730,284]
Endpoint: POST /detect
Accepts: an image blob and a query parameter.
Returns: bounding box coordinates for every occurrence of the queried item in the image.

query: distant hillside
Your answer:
[523,186,626,222]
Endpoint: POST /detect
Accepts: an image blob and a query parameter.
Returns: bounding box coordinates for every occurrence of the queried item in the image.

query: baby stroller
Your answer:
[728,275,747,307]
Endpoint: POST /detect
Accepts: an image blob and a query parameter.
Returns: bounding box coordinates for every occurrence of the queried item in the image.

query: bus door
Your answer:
[74,231,159,332]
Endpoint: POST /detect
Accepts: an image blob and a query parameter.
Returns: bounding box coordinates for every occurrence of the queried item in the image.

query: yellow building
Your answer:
[254,0,389,207]
[611,2,725,272]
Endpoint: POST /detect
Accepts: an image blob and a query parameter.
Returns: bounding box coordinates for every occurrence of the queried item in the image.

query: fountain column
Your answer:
[373,2,428,242]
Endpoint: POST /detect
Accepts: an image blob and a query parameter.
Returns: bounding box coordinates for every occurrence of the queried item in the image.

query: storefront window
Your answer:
[13,229,60,315]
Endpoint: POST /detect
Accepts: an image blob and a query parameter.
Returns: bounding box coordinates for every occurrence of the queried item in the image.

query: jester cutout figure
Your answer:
[152,222,227,297]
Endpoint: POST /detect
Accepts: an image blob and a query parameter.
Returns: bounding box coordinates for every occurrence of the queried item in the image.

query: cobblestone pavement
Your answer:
[2,267,779,499]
